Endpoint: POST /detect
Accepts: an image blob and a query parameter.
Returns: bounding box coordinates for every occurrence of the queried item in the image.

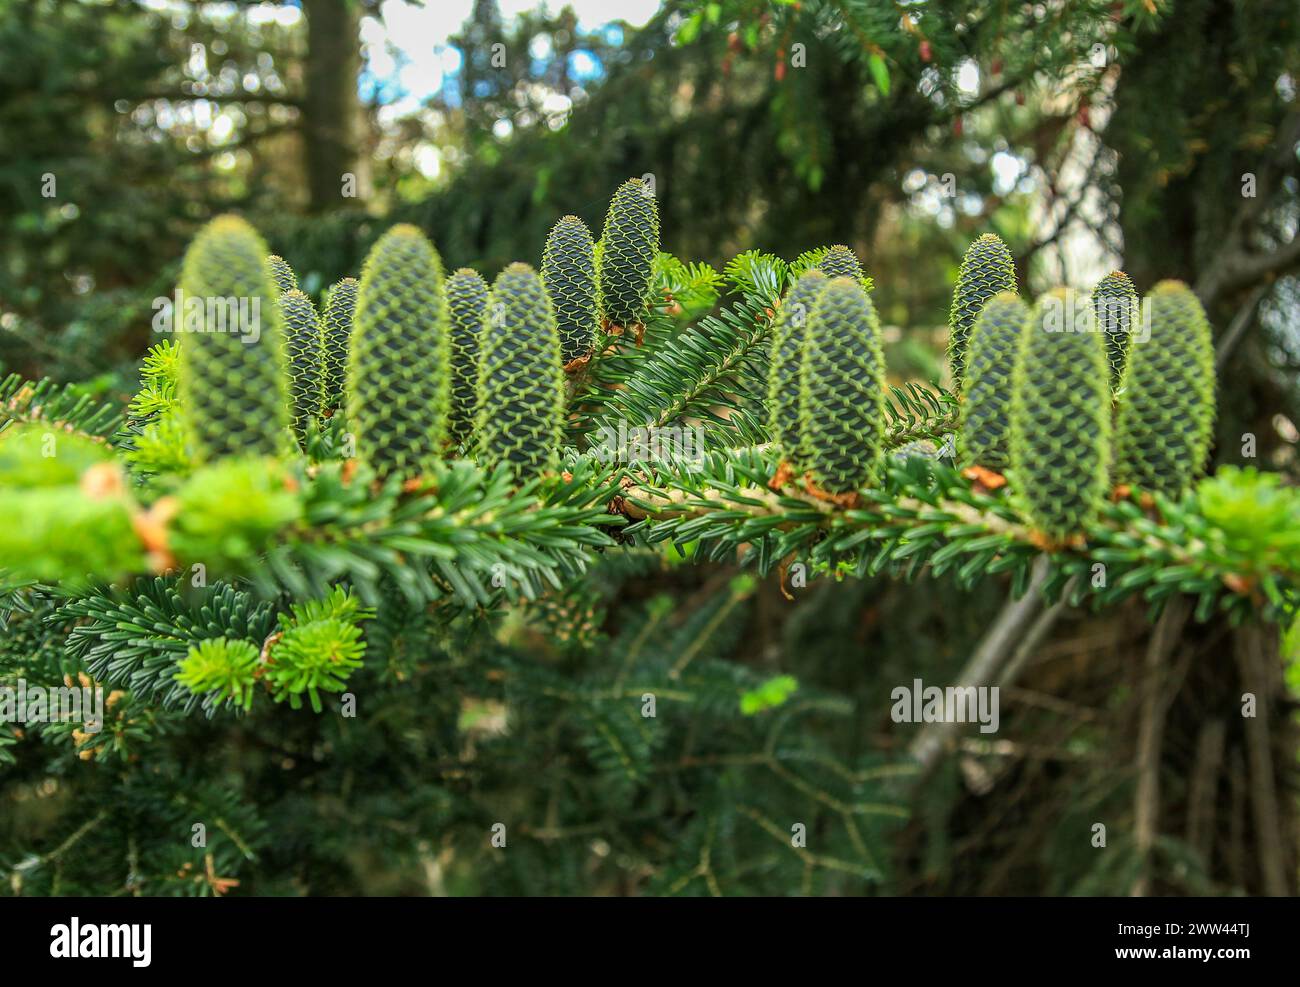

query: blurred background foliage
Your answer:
[2,0,1299,895]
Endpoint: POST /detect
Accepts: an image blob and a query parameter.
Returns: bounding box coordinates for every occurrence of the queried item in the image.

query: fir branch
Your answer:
[589,290,777,443]
[884,383,959,448]
[57,578,278,712]
[0,374,123,443]
[615,448,1300,621]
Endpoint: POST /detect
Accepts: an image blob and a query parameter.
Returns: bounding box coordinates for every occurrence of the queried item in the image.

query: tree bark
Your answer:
[1185,718,1225,868]
[302,0,362,212]
[1131,596,1190,896]
[1233,624,1291,896]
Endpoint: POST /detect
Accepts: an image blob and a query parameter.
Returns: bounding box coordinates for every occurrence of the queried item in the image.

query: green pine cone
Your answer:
[177,215,289,461]
[1114,280,1216,499]
[598,178,659,328]
[818,244,866,285]
[280,289,323,445]
[1008,289,1112,540]
[958,291,1028,471]
[475,263,565,482]
[542,215,599,364]
[948,233,1017,390]
[347,224,450,477]
[320,277,358,409]
[892,438,940,465]
[1092,270,1139,389]
[446,267,489,448]
[267,254,298,294]
[766,270,828,458]
[797,277,888,494]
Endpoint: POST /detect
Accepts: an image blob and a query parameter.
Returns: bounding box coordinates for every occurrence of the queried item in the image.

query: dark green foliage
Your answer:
[267,254,298,294]
[797,277,888,492]
[1008,289,1111,540]
[582,251,782,449]
[445,267,489,447]
[766,270,827,458]
[947,233,1017,390]
[320,277,358,409]
[475,263,565,481]
[280,289,322,444]
[3,770,270,896]
[1093,270,1139,389]
[1,552,913,895]
[0,589,69,693]
[958,291,1027,470]
[599,178,659,328]
[1114,280,1216,498]
[59,578,278,712]
[542,215,599,363]
[347,224,449,477]
[176,215,289,461]
[0,450,619,608]
[818,243,867,285]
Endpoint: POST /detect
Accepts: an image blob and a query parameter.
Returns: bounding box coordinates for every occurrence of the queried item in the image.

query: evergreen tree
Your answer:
[4,182,1293,898]
[3,0,1298,902]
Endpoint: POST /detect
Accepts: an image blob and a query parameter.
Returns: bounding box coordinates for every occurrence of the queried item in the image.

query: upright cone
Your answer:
[542,215,599,364]
[766,270,828,460]
[817,244,867,286]
[958,291,1028,470]
[797,277,888,494]
[1093,270,1139,390]
[598,178,659,329]
[177,215,289,461]
[267,254,298,294]
[475,263,565,482]
[347,224,449,477]
[320,277,358,409]
[1008,289,1111,540]
[948,233,1017,390]
[280,289,323,445]
[1114,281,1216,498]
[446,267,490,448]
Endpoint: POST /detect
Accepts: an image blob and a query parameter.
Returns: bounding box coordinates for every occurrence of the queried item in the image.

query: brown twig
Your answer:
[1232,623,1291,895]
[909,554,1054,776]
[1131,595,1190,896]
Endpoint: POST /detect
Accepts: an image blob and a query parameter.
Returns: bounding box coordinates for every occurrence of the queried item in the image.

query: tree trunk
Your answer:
[1233,624,1293,896]
[302,0,362,212]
